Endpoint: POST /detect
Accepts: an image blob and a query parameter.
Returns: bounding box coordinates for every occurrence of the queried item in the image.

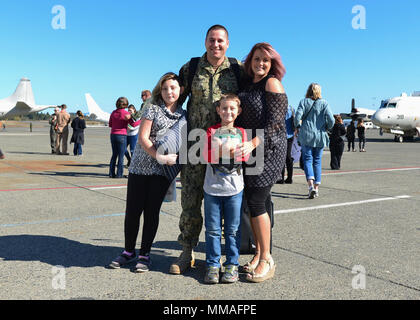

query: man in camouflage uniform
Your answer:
[49,106,60,154]
[169,25,243,274]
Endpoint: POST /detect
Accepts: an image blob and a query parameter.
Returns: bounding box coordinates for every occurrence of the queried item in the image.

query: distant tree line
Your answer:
[0,111,99,121]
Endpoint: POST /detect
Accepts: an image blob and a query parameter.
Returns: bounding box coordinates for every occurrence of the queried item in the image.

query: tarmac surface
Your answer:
[0,122,419,301]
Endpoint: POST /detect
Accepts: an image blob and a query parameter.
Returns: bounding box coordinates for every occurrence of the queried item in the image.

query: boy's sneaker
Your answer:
[109,251,137,269]
[204,266,220,284]
[221,265,239,284]
[135,255,151,273]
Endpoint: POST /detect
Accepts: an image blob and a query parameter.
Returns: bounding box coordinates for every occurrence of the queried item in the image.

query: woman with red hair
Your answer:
[236,42,288,283]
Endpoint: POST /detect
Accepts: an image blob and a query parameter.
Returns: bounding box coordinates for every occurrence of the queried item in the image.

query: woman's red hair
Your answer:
[243,42,286,81]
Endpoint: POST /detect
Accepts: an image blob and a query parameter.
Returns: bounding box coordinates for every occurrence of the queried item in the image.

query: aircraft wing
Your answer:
[5,101,55,116]
[340,112,367,120]
[5,101,33,116]
[340,113,352,119]
[30,105,56,113]
[355,113,367,119]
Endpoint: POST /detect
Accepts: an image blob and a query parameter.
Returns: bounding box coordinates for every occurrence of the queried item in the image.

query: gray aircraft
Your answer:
[372,92,420,142]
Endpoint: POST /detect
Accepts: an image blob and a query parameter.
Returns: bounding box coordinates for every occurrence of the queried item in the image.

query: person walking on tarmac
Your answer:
[169,24,244,275]
[329,115,346,170]
[357,119,366,152]
[346,120,356,152]
[294,83,334,199]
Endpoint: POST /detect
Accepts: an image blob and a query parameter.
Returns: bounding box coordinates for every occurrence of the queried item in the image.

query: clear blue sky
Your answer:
[1,0,419,114]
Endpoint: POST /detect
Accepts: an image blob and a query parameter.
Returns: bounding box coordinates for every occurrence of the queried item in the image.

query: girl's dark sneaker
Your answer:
[109,251,137,269]
[135,255,151,273]
[284,178,293,184]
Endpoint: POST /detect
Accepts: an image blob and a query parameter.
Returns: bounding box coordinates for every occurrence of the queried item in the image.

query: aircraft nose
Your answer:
[372,111,384,126]
[372,110,391,127]
[372,111,381,126]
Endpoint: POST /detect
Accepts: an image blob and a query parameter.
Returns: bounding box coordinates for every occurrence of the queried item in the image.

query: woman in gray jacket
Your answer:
[294,83,334,199]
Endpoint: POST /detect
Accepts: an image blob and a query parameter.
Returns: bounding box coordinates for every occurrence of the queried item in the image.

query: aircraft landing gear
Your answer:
[394,135,404,143]
[394,135,414,142]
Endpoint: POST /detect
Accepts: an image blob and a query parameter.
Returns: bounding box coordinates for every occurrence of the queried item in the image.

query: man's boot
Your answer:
[169,247,195,274]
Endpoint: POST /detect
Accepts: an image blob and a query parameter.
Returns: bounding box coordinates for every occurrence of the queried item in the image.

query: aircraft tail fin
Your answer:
[12,78,36,106]
[0,78,57,116]
[85,93,110,122]
[351,98,356,113]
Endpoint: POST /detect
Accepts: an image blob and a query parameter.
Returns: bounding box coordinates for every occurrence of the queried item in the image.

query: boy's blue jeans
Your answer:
[301,145,324,185]
[204,190,243,268]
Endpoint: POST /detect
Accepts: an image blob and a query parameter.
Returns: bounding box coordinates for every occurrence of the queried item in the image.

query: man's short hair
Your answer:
[141,90,151,97]
[206,24,229,39]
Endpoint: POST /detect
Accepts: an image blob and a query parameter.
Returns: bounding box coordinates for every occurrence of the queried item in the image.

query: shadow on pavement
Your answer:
[271,191,308,200]
[0,234,120,268]
[63,163,109,168]
[6,151,54,155]
[0,235,207,282]
[28,171,110,178]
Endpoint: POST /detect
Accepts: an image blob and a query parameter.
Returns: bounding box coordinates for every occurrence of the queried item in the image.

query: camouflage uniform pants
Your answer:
[178,163,207,248]
[50,127,57,152]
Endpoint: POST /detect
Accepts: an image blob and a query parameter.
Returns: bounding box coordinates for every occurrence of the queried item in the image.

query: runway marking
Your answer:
[0,181,181,192]
[292,166,420,177]
[274,195,411,214]
[320,166,420,176]
[0,133,48,136]
[88,186,127,190]
[88,181,182,191]
[0,166,419,192]
[1,196,410,228]
[0,184,126,192]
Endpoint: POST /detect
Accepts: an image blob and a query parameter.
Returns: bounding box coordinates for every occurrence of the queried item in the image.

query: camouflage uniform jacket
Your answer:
[179,53,243,132]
